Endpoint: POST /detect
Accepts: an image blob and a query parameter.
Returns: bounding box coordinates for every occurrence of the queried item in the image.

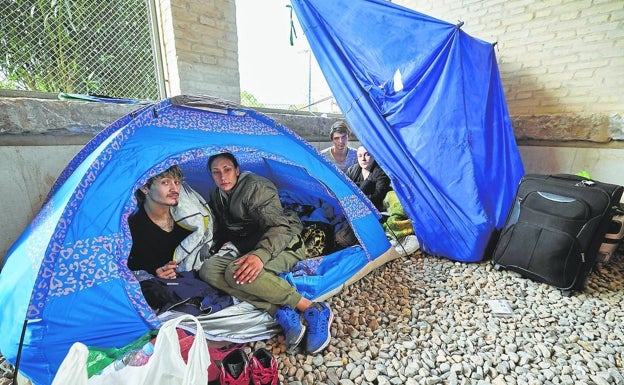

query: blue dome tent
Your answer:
[0,95,397,385]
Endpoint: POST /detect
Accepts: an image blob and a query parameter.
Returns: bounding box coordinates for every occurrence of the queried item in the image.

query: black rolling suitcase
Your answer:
[492,174,623,295]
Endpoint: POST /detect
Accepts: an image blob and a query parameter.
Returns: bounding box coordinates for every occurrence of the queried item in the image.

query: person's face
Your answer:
[331,132,349,150]
[141,176,181,206]
[210,156,240,193]
[357,147,374,170]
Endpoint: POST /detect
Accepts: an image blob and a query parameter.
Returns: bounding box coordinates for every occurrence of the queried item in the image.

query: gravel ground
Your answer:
[252,249,624,385]
[2,248,623,385]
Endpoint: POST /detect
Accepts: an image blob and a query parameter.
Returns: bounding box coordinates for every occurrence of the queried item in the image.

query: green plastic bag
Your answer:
[86,330,157,377]
[382,191,415,239]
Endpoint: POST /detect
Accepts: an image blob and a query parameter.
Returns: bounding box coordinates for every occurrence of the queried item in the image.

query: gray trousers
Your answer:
[199,238,306,316]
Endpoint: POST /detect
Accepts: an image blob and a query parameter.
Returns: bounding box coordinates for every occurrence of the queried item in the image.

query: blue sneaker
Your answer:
[274,305,306,348]
[303,302,334,354]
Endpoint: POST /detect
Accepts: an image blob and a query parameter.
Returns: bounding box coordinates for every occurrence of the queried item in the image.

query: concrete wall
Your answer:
[519,146,624,184]
[1,146,83,260]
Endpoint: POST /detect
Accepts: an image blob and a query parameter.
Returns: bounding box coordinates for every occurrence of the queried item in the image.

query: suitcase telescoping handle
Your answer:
[549,174,596,187]
[575,180,596,187]
[549,174,621,212]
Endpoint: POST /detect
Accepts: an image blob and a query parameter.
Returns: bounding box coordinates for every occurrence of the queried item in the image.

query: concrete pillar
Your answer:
[156,0,240,102]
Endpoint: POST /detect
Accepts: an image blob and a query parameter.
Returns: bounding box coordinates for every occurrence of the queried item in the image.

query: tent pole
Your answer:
[381,214,409,256]
[13,319,28,385]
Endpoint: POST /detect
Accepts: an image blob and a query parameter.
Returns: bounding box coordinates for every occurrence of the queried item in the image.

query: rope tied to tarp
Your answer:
[286,5,297,46]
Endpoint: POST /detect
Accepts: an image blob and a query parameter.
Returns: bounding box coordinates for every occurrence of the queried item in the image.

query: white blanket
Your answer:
[170,184,214,271]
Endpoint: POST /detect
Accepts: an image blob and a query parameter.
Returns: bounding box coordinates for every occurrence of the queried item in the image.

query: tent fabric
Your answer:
[0,95,397,385]
[290,0,525,262]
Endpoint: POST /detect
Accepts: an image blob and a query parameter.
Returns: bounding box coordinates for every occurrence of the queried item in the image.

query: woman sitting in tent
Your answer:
[333,145,393,248]
[345,145,392,211]
[199,152,334,355]
[128,165,231,314]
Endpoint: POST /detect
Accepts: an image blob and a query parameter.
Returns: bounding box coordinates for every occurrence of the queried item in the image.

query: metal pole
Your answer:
[308,50,312,111]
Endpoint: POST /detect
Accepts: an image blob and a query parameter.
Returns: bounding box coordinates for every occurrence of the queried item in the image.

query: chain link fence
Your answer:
[240,91,341,114]
[0,0,160,100]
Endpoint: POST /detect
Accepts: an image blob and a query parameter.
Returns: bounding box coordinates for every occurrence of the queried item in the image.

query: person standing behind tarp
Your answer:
[345,145,392,211]
[321,120,357,173]
[199,152,334,355]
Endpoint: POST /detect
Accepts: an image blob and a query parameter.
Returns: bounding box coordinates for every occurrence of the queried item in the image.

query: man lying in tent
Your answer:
[199,152,334,355]
[128,165,232,314]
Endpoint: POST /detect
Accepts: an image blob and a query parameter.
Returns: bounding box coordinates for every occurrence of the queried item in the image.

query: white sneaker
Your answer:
[394,235,420,256]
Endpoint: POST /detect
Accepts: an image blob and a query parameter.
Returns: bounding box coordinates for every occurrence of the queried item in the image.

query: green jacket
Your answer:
[209,172,304,264]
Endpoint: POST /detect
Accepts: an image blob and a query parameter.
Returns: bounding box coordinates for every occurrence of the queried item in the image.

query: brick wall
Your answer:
[394,0,623,115]
[393,0,624,143]
[158,0,240,102]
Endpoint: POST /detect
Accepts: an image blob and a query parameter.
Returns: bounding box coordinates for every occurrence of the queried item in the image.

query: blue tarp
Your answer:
[291,0,525,262]
[0,95,392,385]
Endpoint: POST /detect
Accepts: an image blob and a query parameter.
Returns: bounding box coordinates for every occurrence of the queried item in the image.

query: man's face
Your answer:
[357,147,374,170]
[142,176,181,206]
[210,156,240,193]
[331,132,349,150]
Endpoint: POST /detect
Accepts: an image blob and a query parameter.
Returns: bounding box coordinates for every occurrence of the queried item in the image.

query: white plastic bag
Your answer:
[88,314,210,385]
[52,342,89,385]
[143,314,210,385]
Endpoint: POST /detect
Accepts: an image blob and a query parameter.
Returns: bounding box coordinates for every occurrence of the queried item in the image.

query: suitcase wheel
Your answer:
[493,263,503,271]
